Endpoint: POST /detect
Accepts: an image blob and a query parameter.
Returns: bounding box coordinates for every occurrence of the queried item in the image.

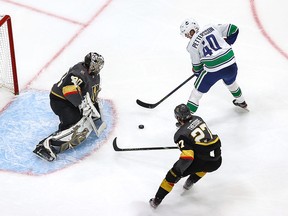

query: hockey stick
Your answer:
[136,74,195,109]
[87,116,107,137]
[113,137,178,151]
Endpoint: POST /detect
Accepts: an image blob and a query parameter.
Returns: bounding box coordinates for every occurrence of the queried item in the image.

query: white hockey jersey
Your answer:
[186,24,238,73]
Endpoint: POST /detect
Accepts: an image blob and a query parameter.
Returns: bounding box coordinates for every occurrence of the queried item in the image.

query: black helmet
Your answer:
[174,104,193,122]
[84,52,104,74]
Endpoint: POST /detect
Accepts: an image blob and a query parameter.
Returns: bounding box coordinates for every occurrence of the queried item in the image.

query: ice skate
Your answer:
[233,99,249,111]
[183,177,194,190]
[33,140,57,162]
[149,197,162,209]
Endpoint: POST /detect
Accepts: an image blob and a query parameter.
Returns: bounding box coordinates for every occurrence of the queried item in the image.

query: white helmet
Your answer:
[180,18,199,36]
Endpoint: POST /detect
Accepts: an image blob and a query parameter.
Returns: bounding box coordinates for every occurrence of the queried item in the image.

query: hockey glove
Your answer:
[224,28,239,45]
[192,68,203,78]
[81,103,92,117]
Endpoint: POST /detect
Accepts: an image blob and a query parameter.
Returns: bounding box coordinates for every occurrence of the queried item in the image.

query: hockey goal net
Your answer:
[0,15,19,95]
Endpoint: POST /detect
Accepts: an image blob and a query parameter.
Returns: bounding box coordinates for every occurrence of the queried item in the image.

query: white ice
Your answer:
[0,0,288,215]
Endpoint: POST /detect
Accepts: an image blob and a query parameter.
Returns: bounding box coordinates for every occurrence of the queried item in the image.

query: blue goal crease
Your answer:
[0,90,115,176]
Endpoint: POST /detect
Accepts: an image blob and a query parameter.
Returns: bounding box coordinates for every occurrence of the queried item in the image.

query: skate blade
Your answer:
[234,106,249,112]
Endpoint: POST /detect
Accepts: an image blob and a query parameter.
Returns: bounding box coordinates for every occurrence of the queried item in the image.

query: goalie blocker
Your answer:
[33,92,107,162]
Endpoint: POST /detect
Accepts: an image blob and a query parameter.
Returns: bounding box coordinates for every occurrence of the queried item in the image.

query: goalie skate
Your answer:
[33,143,56,162]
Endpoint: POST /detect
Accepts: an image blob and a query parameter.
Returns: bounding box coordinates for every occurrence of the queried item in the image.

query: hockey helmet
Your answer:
[174,104,193,122]
[84,52,104,74]
[180,18,199,37]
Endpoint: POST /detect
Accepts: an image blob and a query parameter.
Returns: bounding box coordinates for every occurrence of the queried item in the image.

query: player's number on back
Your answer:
[191,123,213,142]
[202,34,221,56]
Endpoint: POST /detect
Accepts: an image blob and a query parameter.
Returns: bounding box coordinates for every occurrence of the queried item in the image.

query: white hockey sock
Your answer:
[187,88,203,113]
[226,81,245,103]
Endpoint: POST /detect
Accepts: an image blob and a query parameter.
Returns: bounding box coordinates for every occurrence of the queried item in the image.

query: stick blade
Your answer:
[112,137,122,151]
[136,99,157,109]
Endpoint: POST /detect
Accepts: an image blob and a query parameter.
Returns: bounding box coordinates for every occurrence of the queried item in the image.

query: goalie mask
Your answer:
[84,52,104,75]
[174,104,193,123]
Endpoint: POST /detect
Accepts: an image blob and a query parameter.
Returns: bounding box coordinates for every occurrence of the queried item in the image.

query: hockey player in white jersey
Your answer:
[180,18,247,113]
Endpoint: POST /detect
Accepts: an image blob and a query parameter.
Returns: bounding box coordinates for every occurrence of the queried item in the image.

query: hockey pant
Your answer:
[187,80,245,113]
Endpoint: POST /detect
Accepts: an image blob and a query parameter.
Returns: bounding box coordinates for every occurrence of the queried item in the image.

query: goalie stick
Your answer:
[112,137,178,151]
[136,74,195,109]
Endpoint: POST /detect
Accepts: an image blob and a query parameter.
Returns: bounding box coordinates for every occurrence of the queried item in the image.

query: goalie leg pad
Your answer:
[33,116,94,161]
[49,116,94,153]
[48,114,106,153]
[34,109,107,161]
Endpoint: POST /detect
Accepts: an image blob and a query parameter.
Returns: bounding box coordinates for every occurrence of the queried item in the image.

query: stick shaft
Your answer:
[113,137,178,151]
[136,74,195,109]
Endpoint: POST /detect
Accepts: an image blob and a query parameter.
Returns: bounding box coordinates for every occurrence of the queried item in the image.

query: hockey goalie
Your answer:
[33,52,106,162]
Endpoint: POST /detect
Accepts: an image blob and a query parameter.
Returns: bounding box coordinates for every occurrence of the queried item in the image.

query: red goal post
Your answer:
[0,15,19,95]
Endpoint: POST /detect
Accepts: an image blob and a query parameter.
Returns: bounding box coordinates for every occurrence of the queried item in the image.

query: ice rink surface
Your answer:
[0,0,288,215]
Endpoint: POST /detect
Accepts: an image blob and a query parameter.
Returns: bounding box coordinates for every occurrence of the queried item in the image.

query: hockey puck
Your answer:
[138,124,144,129]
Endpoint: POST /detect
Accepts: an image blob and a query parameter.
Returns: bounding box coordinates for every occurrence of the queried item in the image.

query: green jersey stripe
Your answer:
[202,49,234,69]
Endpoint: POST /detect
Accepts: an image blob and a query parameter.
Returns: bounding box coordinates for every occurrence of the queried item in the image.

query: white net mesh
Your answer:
[0,15,16,93]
